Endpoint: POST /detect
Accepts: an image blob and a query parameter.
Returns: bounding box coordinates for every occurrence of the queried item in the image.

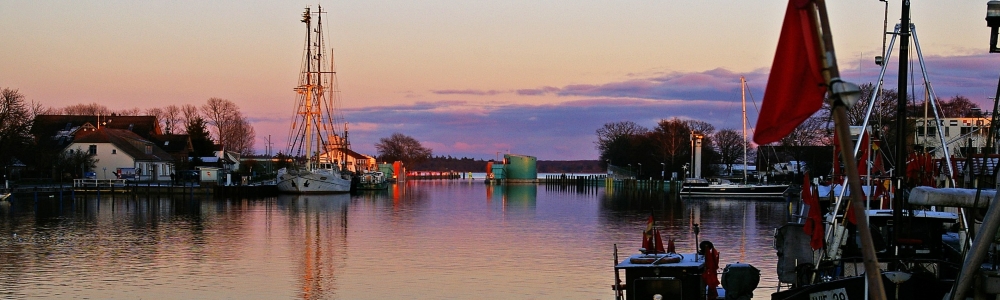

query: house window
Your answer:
[112,149,117,154]
[88,145,97,155]
[145,145,152,154]
[945,127,950,137]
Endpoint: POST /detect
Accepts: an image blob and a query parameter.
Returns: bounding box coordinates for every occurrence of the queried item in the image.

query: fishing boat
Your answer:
[681,77,789,199]
[277,6,352,194]
[765,1,1000,300]
[612,217,761,300]
[354,171,389,190]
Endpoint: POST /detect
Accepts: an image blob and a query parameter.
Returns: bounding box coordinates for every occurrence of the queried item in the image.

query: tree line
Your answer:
[50,97,256,156]
[0,87,257,180]
[594,82,984,181]
[595,118,736,180]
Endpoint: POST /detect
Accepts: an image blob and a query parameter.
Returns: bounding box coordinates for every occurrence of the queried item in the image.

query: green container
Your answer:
[378,163,394,179]
[504,154,537,181]
[491,164,506,179]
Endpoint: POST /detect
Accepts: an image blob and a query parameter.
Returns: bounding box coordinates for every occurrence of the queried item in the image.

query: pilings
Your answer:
[406,171,463,180]
[538,174,681,198]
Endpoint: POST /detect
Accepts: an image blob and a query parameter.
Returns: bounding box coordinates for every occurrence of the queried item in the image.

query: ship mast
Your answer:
[301,7,314,169]
[741,76,748,184]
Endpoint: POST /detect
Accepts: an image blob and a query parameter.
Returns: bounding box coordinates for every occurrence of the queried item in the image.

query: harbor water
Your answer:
[0,181,788,299]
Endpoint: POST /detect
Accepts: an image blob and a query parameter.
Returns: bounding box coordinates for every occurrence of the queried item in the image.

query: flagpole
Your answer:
[813,1,888,300]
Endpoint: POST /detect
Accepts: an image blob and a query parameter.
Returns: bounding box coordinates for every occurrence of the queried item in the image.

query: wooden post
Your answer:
[815,1,886,299]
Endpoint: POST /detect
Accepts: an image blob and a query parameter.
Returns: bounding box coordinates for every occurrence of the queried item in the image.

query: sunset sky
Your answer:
[3,1,999,160]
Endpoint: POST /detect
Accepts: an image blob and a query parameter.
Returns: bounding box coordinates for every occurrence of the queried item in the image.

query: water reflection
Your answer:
[0,184,789,299]
[486,184,537,215]
[276,194,350,300]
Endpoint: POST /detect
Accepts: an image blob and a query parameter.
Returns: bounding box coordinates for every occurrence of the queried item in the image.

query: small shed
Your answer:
[197,166,220,183]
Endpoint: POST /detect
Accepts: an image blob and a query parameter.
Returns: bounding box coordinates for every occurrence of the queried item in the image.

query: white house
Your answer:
[64,128,175,181]
[913,116,991,158]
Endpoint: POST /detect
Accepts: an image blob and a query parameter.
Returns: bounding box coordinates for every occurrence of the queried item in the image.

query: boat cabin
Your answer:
[615,252,707,300]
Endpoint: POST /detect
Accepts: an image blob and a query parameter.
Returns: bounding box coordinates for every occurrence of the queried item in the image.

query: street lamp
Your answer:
[637,163,642,179]
[988,1,1000,52]
[661,163,665,180]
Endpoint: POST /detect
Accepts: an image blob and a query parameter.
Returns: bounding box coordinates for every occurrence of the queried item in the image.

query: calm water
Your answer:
[0,181,789,299]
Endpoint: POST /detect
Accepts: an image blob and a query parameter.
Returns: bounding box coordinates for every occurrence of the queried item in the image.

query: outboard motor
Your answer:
[721,263,760,300]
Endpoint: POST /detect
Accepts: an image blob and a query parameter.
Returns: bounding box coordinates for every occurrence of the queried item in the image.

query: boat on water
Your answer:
[767,1,1000,300]
[613,217,761,300]
[681,178,790,198]
[277,6,352,194]
[0,193,9,201]
[354,171,389,190]
[681,77,789,199]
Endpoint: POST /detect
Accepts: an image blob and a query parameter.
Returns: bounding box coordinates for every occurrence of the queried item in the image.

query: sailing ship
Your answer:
[681,77,790,198]
[277,6,353,194]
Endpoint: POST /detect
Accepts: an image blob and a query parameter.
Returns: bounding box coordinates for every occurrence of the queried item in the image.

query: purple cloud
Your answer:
[512,68,770,101]
[516,86,560,96]
[341,98,744,160]
[309,54,1000,161]
[431,89,507,96]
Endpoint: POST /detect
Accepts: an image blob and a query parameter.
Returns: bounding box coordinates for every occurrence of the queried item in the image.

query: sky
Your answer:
[3,1,1000,161]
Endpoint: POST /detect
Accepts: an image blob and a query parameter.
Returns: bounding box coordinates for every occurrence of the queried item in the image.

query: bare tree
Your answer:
[162,105,182,134]
[714,129,747,175]
[595,121,648,168]
[937,95,979,118]
[201,98,256,155]
[227,113,256,156]
[847,83,897,127]
[145,107,166,130]
[686,120,716,136]
[650,118,690,169]
[59,103,112,115]
[116,107,141,116]
[595,121,648,154]
[202,97,238,149]
[181,104,200,133]
[375,133,432,166]
[0,88,35,171]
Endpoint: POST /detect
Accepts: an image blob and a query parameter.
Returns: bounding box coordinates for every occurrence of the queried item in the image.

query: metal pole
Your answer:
[893,0,911,257]
[910,24,956,184]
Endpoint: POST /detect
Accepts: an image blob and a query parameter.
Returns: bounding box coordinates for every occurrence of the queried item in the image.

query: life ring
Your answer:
[629,253,682,264]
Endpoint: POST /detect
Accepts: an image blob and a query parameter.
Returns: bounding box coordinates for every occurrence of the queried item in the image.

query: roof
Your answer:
[69,128,174,162]
[150,134,193,154]
[32,115,162,148]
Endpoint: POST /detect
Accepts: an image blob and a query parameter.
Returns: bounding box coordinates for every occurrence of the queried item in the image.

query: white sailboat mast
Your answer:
[741,76,748,183]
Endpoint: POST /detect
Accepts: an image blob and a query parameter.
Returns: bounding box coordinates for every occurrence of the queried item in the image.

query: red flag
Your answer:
[857,130,870,176]
[653,229,666,254]
[801,172,824,250]
[667,238,675,253]
[642,215,654,250]
[753,0,827,145]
